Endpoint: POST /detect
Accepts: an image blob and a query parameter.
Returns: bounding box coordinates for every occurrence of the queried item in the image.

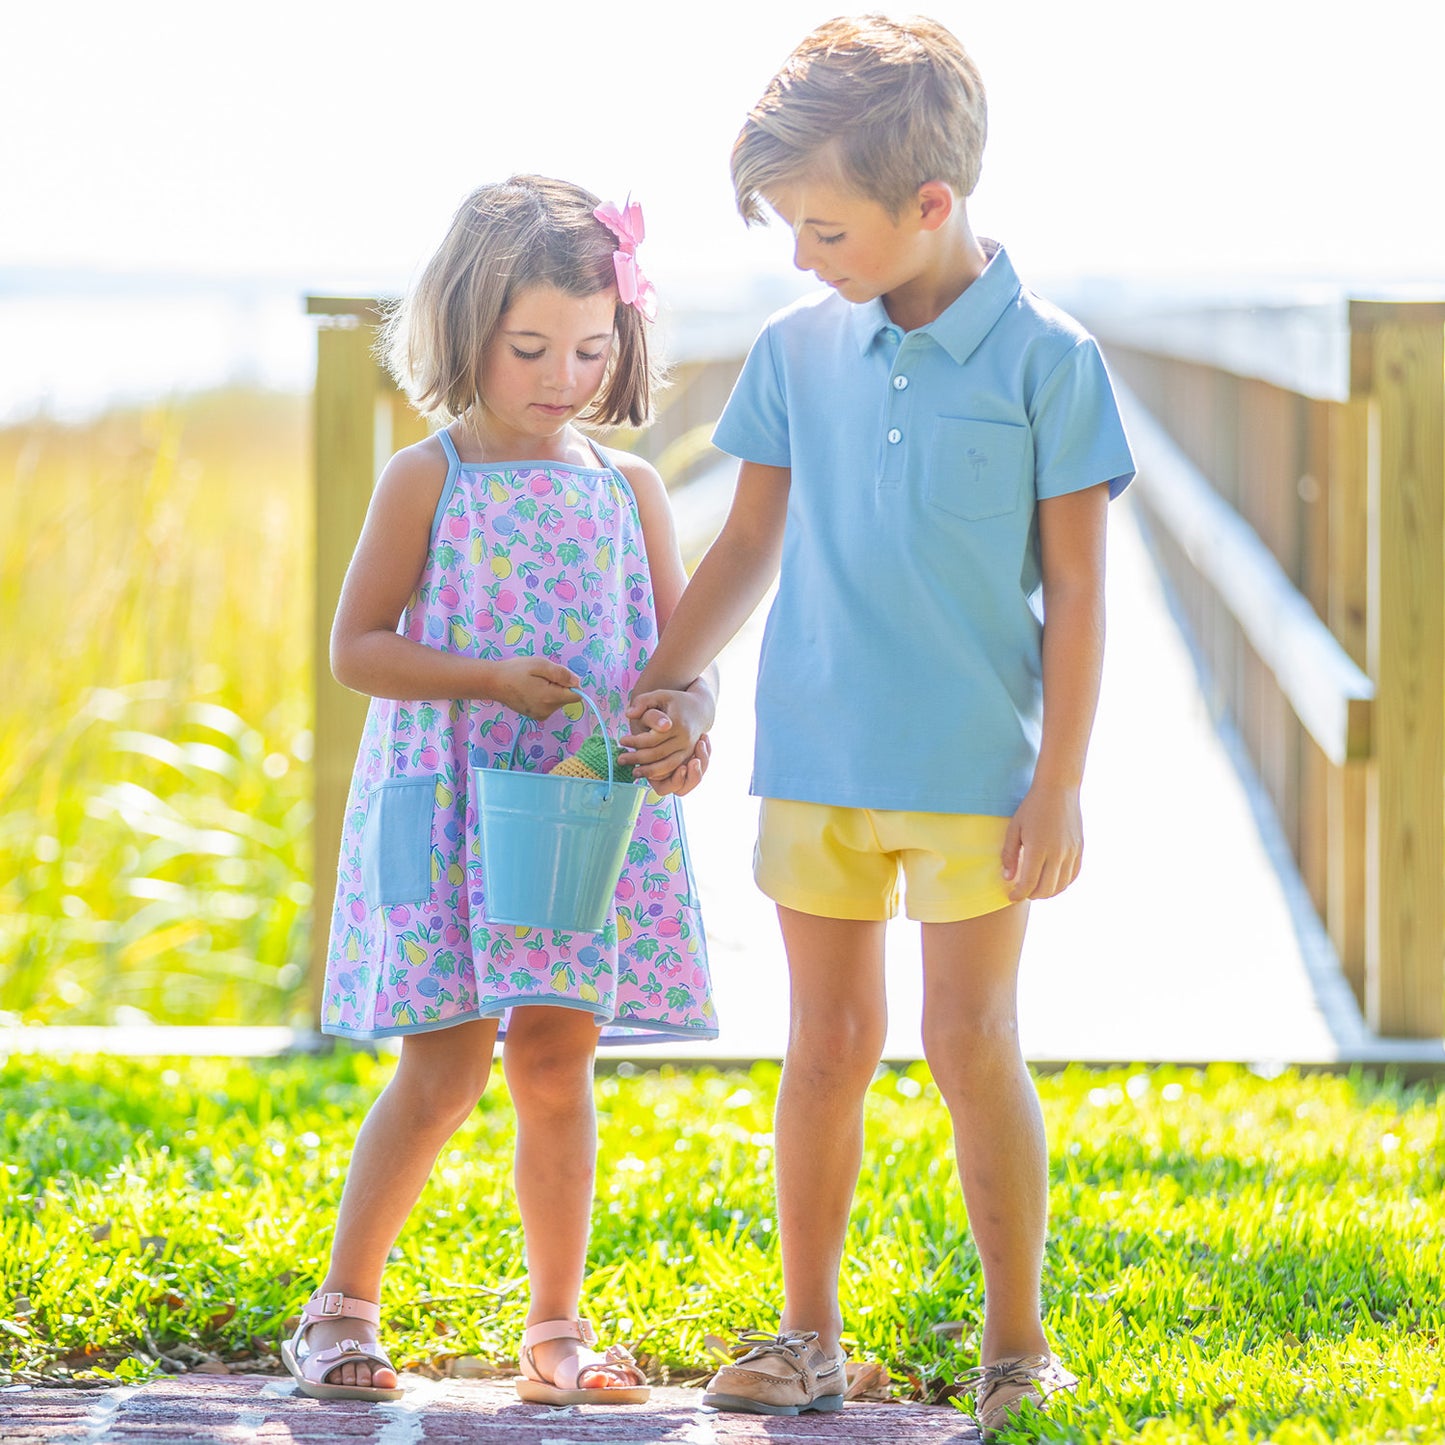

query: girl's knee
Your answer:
[504,1038,595,1115]
[389,1057,490,1134]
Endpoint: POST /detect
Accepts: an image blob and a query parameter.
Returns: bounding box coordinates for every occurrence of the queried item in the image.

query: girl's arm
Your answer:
[615,452,720,794]
[330,439,579,719]
[1002,481,1109,901]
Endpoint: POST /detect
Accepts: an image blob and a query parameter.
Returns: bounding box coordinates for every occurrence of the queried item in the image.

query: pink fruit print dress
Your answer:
[321,431,716,1045]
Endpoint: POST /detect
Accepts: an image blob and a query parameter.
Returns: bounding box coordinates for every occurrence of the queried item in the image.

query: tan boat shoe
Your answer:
[702,1329,847,1416]
[964,1353,1077,1438]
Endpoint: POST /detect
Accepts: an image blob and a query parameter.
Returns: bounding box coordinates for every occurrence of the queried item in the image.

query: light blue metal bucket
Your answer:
[473,691,647,933]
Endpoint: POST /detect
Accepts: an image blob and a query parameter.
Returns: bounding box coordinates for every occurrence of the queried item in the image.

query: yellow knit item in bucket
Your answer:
[548,731,636,783]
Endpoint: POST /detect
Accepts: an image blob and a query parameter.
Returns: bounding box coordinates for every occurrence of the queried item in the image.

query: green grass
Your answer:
[0,1058,1440,1442]
[0,393,313,1027]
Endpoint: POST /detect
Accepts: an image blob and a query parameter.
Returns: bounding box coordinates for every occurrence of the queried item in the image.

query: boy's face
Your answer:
[765,180,925,305]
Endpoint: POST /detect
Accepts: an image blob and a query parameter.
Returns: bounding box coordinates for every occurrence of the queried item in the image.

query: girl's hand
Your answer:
[488,658,580,721]
[1001,782,1083,902]
[649,732,712,798]
[620,688,713,790]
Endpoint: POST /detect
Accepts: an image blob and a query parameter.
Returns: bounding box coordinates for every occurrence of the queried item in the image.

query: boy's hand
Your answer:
[649,732,712,797]
[488,658,579,721]
[621,688,714,795]
[1001,782,1083,901]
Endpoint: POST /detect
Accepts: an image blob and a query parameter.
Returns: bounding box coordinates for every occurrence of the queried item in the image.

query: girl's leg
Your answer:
[308,1018,499,1388]
[502,1004,620,1388]
[774,908,888,1355]
[920,903,1052,1363]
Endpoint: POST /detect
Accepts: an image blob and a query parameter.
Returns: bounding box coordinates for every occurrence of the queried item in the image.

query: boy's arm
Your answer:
[1003,481,1108,901]
[621,460,790,771]
[614,452,719,795]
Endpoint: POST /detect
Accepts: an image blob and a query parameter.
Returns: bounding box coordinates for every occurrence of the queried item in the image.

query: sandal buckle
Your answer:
[314,1291,345,1318]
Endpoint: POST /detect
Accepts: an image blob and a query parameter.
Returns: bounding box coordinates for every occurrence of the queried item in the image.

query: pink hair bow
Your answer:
[594,198,658,321]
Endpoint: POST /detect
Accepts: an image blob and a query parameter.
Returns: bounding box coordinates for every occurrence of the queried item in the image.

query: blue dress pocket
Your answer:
[928,418,1030,521]
[360,775,437,909]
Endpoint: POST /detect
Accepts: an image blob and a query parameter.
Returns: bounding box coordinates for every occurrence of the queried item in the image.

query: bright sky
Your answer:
[5,0,1443,295]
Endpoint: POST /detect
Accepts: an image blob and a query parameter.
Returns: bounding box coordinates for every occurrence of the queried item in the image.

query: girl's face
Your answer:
[479,284,616,444]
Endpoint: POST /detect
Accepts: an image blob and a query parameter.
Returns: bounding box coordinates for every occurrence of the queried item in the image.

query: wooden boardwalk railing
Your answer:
[1086,291,1445,1039]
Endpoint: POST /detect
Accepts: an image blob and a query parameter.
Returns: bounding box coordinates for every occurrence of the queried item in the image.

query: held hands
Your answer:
[1001,781,1084,902]
[620,688,714,798]
[489,658,581,721]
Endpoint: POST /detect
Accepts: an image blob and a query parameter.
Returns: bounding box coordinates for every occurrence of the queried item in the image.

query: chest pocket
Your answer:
[928,418,1030,521]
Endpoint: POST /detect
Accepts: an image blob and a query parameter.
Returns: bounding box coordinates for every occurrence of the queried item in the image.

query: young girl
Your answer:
[282,175,717,1405]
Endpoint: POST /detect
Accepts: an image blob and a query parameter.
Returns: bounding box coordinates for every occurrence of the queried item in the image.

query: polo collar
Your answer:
[849,240,1020,364]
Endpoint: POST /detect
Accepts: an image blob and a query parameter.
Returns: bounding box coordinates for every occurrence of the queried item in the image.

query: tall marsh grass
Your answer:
[0,391,314,1026]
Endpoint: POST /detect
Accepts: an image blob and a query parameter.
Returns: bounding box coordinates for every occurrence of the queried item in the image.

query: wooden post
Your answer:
[1298,400,1333,916]
[390,391,432,452]
[1326,399,1370,1004]
[307,299,386,1028]
[1353,301,1445,1038]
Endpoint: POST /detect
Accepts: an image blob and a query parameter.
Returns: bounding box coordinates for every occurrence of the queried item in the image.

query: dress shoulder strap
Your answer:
[583,436,638,506]
[430,428,463,539]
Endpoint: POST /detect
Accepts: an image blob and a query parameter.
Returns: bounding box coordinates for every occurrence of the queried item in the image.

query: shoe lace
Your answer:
[958,1353,1053,1405]
[731,1329,818,1365]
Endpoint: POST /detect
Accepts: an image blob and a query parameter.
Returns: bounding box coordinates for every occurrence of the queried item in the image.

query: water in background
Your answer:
[7,263,1437,425]
[0,266,810,424]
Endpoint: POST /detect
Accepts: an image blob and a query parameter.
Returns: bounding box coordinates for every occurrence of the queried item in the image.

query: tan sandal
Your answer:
[281,1289,403,1402]
[514,1317,651,1405]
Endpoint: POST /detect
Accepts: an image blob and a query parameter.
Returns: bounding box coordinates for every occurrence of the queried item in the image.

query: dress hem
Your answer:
[323,996,720,1045]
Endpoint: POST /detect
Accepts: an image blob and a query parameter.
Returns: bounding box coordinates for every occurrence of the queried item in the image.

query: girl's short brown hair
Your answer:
[732,14,987,223]
[382,175,658,428]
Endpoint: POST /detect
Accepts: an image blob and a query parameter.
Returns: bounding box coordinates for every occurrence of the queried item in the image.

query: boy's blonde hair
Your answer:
[732,14,987,223]
[382,175,657,428]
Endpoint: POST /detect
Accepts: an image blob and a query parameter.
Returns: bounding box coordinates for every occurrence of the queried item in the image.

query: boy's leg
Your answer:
[704,907,884,1412]
[919,903,1052,1364]
[311,1018,498,1388]
[774,907,888,1350]
[504,1005,637,1389]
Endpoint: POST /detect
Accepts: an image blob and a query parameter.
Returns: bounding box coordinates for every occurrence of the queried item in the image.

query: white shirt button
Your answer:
[892,375,909,390]
[887,428,902,444]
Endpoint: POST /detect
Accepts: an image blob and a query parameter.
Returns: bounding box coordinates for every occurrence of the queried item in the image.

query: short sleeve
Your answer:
[1030,339,1135,501]
[712,324,791,467]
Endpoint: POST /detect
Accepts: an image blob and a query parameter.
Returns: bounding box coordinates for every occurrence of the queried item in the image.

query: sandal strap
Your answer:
[309,1339,395,1371]
[301,1290,382,1328]
[517,1320,645,1390]
[521,1317,597,1350]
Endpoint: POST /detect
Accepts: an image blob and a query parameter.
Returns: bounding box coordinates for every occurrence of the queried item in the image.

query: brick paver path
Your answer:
[0,1376,982,1444]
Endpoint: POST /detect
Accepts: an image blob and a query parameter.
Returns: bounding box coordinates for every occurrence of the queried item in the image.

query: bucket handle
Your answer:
[507,689,621,798]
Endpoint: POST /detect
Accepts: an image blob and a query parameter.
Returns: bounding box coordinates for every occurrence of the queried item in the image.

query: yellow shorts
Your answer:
[753,798,1015,923]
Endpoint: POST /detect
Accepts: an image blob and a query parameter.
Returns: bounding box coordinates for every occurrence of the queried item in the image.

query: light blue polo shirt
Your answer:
[712,242,1135,816]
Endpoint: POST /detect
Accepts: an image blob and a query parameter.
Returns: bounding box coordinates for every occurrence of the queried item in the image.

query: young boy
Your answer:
[622,14,1133,1437]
